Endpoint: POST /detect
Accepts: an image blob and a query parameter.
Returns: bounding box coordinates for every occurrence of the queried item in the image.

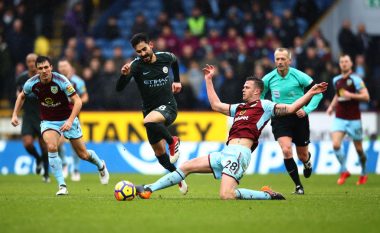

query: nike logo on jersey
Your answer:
[143,71,150,75]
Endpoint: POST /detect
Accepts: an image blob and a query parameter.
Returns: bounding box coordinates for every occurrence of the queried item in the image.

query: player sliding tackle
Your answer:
[136,64,327,200]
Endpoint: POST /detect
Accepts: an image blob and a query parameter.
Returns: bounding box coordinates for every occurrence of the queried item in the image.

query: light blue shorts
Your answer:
[41,117,82,139]
[331,117,363,141]
[208,144,252,183]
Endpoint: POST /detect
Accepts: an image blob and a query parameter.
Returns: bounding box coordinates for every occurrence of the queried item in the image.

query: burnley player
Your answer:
[11,56,109,195]
[135,64,327,200]
[326,54,370,185]
[116,33,187,194]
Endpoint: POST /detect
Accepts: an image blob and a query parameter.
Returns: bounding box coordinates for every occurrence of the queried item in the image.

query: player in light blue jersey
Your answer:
[261,48,323,194]
[58,59,89,182]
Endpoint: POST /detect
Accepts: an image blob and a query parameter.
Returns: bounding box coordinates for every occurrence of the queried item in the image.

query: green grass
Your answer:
[0,174,379,233]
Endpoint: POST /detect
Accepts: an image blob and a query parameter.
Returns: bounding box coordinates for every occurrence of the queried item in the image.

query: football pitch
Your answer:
[0,174,379,233]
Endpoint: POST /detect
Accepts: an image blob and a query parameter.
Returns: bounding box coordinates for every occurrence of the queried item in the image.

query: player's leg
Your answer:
[353,140,368,185]
[38,136,50,182]
[42,128,67,195]
[137,155,212,198]
[58,136,68,178]
[278,136,303,194]
[151,139,176,172]
[70,138,109,184]
[348,120,367,185]
[66,117,109,184]
[272,116,303,194]
[331,131,350,184]
[294,116,312,178]
[144,108,180,163]
[70,143,81,181]
[21,134,42,174]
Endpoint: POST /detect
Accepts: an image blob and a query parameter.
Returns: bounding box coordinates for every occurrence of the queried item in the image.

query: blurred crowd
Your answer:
[1,0,379,111]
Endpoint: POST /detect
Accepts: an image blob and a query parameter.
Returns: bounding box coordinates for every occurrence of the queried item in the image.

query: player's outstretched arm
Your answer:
[11,91,26,127]
[274,82,328,116]
[203,64,230,115]
[116,63,133,92]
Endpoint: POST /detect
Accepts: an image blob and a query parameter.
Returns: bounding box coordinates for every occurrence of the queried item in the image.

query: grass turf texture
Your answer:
[0,174,379,233]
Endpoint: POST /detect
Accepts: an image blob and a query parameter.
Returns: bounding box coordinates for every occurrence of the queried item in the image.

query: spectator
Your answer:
[338,20,358,60]
[187,7,207,37]
[62,1,86,45]
[104,16,120,40]
[131,12,149,35]
[356,23,371,55]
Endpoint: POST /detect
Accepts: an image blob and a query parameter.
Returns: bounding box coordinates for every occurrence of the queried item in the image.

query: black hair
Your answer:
[246,75,264,92]
[130,33,150,48]
[35,56,52,67]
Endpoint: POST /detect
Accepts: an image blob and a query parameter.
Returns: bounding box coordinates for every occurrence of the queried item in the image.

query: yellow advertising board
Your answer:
[79,111,228,142]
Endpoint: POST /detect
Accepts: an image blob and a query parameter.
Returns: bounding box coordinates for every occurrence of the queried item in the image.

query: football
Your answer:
[114,180,136,201]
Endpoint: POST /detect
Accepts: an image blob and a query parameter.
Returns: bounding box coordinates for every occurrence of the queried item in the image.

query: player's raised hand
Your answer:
[203,64,215,80]
[172,82,182,94]
[11,115,20,127]
[121,63,131,75]
[310,82,328,94]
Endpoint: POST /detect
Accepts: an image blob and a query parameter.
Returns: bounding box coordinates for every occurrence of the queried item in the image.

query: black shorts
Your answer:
[271,114,310,146]
[21,115,41,137]
[143,104,178,126]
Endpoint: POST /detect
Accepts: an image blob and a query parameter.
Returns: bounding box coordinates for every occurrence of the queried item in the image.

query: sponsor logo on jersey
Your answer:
[234,115,249,121]
[143,78,168,87]
[239,110,246,115]
[163,66,168,73]
[143,71,150,75]
[42,97,62,107]
[51,86,58,94]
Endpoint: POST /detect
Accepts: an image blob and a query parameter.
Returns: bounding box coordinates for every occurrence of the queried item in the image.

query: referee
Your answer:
[261,48,323,194]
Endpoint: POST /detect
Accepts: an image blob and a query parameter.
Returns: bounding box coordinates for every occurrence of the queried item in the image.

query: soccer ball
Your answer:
[114,180,136,201]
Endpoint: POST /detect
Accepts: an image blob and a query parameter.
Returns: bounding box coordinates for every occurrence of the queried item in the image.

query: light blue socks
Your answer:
[334,148,347,172]
[87,150,103,170]
[235,189,271,200]
[147,168,185,192]
[48,152,65,187]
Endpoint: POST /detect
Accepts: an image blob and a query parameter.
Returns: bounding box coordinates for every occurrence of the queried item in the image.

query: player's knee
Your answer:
[22,139,33,148]
[46,143,58,152]
[179,161,192,175]
[219,190,236,200]
[281,147,293,158]
[144,123,163,145]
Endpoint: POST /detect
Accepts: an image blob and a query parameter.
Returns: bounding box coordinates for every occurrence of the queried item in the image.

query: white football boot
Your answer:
[56,185,69,196]
[178,180,188,195]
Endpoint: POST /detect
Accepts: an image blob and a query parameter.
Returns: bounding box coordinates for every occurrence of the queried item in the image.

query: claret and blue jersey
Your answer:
[228,99,276,150]
[23,72,76,121]
[333,73,365,120]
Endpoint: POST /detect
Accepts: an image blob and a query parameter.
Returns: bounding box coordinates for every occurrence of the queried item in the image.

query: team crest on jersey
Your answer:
[162,66,168,73]
[51,86,58,94]
[346,79,352,86]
